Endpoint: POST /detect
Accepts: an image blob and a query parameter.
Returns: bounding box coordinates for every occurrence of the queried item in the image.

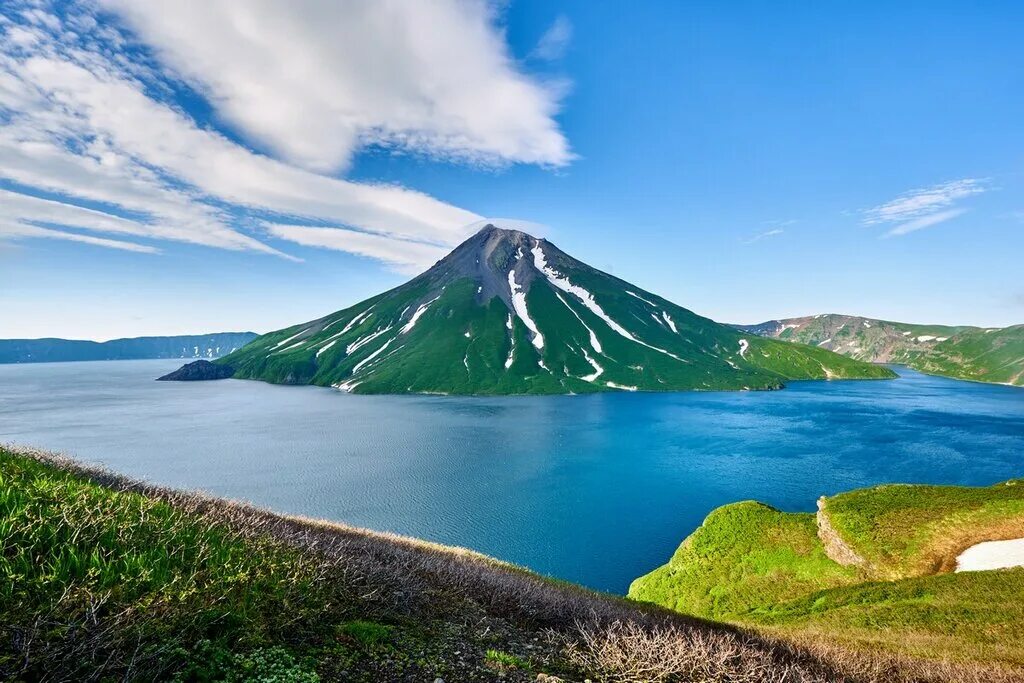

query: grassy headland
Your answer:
[630,480,1024,669]
[4,446,1019,681]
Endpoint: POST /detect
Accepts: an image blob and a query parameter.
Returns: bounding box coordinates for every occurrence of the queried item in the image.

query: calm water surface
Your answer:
[1,360,1022,592]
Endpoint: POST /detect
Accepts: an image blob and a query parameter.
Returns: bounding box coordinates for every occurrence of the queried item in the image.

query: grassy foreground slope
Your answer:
[630,480,1024,668]
[2,447,1013,683]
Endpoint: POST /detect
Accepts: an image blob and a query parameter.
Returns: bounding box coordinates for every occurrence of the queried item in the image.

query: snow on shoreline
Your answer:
[956,538,1024,572]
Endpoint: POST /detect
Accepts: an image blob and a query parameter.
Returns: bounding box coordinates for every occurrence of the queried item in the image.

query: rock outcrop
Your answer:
[157,360,234,381]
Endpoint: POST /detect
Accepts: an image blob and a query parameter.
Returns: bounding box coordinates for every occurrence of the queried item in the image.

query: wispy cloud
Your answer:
[741,228,785,245]
[264,224,448,275]
[0,1,570,266]
[531,15,573,61]
[863,179,988,237]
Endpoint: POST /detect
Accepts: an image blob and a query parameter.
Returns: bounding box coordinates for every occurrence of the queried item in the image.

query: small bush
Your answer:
[338,620,393,647]
[485,649,529,669]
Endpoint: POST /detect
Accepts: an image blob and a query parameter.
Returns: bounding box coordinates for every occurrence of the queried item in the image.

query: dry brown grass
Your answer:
[8,445,1024,683]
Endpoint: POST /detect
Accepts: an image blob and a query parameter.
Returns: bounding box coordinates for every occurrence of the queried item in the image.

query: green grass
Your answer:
[752,568,1024,665]
[914,325,1024,386]
[485,648,530,669]
[629,482,1024,665]
[629,501,860,619]
[0,449,335,680]
[339,620,393,647]
[823,479,1024,578]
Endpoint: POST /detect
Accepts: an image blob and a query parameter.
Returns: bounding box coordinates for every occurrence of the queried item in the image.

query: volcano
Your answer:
[213,225,893,394]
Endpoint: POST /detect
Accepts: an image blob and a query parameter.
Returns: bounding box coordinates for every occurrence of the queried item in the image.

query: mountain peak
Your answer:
[218,233,894,394]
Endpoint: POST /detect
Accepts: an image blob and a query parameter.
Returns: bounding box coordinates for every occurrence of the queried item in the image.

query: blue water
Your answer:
[1,360,1022,593]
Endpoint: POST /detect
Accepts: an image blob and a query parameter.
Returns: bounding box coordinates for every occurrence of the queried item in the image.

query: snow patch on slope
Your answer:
[555,292,602,353]
[401,295,441,334]
[316,340,337,357]
[626,290,657,306]
[661,311,678,334]
[738,339,749,357]
[348,326,393,354]
[531,243,687,363]
[352,338,395,373]
[508,269,544,349]
[580,347,604,382]
[272,329,307,350]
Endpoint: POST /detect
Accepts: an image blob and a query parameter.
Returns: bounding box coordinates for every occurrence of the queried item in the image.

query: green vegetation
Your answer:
[219,226,893,395]
[740,314,1023,386]
[752,568,1024,666]
[630,480,1024,666]
[914,325,1024,386]
[485,648,531,669]
[0,446,569,681]
[7,445,1019,681]
[628,502,860,618]
[823,480,1024,578]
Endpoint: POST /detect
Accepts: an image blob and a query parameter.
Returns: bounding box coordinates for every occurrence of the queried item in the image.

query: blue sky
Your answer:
[1,1,1022,340]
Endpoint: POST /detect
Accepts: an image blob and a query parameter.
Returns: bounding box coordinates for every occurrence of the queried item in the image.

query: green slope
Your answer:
[11,446,976,683]
[912,325,1024,386]
[629,480,1024,665]
[216,226,892,395]
[738,314,1023,386]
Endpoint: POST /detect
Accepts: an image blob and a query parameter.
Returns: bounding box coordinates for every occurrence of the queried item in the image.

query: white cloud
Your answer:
[0,1,569,268]
[863,179,987,237]
[102,0,573,172]
[741,228,784,244]
[265,224,448,274]
[882,208,966,237]
[532,15,573,61]
[0,222,159,253]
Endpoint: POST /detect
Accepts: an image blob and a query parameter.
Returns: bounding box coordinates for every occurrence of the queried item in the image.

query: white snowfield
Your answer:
[626,290,657,306]
[661,311,678,334]
[352,337,395,374]
[738,339,749,358]
[605,381,637,391]
[955,538,1024,572]
[401,295,441,334]
[555,292,603,353]
[347,325,393,354]
[508,269,544,349]
[316,340,337,357]
[917,335,937,342]
[338,309,373,336]
[531,243,688,363]
[272,330,305,350]
[580,347,604,382]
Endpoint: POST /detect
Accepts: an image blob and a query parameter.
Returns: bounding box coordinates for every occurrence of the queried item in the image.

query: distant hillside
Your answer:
[213,226,893,395]
[630,479,1024,667]
[736,314,1023,386]
[0,332,258,364]
[2,446,1013,683]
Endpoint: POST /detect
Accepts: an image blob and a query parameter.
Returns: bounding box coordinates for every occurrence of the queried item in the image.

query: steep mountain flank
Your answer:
[212,226,892,394]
